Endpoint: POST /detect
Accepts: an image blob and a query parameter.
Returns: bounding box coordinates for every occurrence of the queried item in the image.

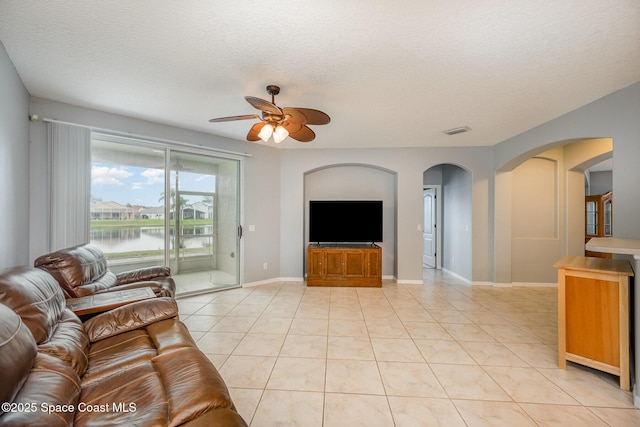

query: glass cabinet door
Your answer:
[586,201,597,236]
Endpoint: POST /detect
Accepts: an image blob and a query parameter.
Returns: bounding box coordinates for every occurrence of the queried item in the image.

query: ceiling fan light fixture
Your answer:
[273,125,289,143]
[258,123,274,142]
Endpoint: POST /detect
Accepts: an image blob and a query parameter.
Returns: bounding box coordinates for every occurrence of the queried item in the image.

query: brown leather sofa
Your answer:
[34,243,176,298]
[0,266,247,426]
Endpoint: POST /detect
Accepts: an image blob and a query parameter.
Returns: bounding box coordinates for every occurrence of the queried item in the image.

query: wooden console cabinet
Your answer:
[307,244,382,287]
[554,255,634,390]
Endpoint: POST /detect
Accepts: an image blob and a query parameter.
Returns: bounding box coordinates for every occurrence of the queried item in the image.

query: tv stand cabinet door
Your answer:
[344,250,366,278]
[307,248,325,279]
[366,248,382,278]
[325,249,345,278]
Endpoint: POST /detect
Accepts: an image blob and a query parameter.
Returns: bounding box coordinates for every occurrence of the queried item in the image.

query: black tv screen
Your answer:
[309,200,383,243]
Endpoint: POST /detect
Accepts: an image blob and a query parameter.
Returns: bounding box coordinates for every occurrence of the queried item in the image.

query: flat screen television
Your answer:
[309,200,383,243]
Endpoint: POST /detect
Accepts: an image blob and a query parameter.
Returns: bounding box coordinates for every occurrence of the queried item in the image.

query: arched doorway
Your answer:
[494,138,613,284]
[423,164,473,282]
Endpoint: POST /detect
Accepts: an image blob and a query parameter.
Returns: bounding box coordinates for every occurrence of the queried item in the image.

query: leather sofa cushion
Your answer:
[83,297,178,342]
[77,362,169,427]
[0,303,36,406]
[0,266,90,377]
[0,266,67,343]
[0,352,81,427]
[34,244,115,297]
[82,329,157,385]
[152,347,236,427]
[147,318,199,354]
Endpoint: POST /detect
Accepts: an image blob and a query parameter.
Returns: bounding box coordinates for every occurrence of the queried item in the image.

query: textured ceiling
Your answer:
[1,1,639,149]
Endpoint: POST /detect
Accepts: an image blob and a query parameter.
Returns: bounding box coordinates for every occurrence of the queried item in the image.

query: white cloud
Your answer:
[141,168,164,184]
[131,182,143,190]
[92,165,133,185]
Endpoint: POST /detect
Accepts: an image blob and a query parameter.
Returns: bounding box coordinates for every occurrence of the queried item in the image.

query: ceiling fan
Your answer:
[209,85,330,143]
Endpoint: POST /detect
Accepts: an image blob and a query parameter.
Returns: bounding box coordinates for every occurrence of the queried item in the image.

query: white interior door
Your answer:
[423,188,436,268]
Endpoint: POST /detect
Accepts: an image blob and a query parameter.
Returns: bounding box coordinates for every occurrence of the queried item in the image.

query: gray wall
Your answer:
[27,98,282,284]
[441,165,473,280]
[493,82,640,242]
[588,170,613,195]
[280,147,492,283]
[0,41,30,269]
[304,165,396,277]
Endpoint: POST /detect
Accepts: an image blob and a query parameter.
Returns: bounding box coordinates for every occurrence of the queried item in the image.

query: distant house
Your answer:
[90,201,140,220]
[140,206,165,220]
[182,201,212,220]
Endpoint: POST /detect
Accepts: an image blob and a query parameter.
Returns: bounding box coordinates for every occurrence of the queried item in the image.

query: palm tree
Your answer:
[159,188,187,219]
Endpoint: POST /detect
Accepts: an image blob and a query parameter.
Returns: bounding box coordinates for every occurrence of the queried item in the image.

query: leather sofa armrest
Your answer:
[83,297,178,342]
[178,408,248,427]
[116,266,171,284]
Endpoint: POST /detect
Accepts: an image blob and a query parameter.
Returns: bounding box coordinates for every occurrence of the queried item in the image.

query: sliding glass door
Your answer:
[90,138,167,270]
[168,150,241,293]
[90,135,241,295]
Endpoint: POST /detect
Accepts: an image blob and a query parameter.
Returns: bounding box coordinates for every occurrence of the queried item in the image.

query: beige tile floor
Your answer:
[177,270,640,426]
[173,269,238,295]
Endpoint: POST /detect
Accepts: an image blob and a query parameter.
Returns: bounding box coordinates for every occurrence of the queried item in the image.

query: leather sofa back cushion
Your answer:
[34,243,115,295]
[0,303,37,406]
[0,353,81,427]
[0,266,66,343]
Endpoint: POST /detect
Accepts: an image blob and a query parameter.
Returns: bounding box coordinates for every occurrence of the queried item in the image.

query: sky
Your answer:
[91,163,216,207]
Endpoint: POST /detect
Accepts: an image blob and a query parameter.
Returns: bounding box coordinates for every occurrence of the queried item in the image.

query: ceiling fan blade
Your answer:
[282,107,307,125]
[281,119,304,135]
[209,114,260,123]
[291,108,330,125]
[246,122,265,141]
[245,96,282,115]
[288,125,316,142]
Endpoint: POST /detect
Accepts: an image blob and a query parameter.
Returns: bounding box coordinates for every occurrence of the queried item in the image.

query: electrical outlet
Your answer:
[263,262,268,270]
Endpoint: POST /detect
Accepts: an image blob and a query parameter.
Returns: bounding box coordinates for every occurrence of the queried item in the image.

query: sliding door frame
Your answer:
[92,132,245,288]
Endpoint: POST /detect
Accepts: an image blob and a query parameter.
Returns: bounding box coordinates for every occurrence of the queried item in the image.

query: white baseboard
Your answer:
[471,281,496,287]
[512,281,557,288]
[471,281,557,288]
[243,276,557,289]
[243,277,304,287]
[442,268,471,285]
[396,279,423,285]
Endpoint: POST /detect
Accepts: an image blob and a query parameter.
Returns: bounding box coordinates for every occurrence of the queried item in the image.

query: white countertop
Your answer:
[586,237,640,256]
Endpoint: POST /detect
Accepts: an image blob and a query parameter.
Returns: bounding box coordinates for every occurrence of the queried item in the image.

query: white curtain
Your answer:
[48,122,91,250]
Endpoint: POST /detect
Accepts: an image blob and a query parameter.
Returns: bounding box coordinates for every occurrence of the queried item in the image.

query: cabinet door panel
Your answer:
[344,250,366,277]
[325,250,344,277]
[307,249,324,278]
[366,250,381,278]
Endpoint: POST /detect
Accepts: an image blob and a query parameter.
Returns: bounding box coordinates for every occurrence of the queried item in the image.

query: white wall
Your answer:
[0,42,30,269]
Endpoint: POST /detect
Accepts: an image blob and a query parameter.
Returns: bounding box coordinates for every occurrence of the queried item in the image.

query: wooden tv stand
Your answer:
[307,244,382,287]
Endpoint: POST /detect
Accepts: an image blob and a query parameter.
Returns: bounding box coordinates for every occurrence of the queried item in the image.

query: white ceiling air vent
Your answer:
[443,126,471,135]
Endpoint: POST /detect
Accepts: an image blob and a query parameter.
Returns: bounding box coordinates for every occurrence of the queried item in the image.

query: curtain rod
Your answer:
[40,117,253,158]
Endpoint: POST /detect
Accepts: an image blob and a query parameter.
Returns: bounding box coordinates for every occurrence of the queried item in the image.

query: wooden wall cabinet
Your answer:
[307,244,382,287]
[554,255,633,390]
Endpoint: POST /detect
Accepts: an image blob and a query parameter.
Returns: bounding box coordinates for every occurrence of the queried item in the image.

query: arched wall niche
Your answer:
[494,138,613,284]
[423,163,473,281]
[303,163,397,278]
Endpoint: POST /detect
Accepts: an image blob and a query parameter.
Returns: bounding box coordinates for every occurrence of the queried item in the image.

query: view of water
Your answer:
[90,225,213,254]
